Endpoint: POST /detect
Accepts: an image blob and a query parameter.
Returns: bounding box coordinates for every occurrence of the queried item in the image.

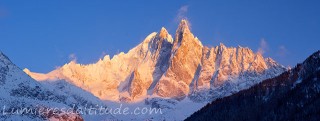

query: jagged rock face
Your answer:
[154,20,203,99]
[127,28,173,99]
[195,47,216,89]
[189,45,286,102]
[25,19,286,102]
[196,45,268,89]
[37,33,161,101]
[186,51,320,121]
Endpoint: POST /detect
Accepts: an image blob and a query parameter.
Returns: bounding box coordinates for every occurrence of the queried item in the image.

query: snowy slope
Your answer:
[0,52,115,121]
[23,19,286,120]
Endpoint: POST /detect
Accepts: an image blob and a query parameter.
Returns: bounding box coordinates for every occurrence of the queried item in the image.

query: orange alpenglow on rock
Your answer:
[25,19,285,102]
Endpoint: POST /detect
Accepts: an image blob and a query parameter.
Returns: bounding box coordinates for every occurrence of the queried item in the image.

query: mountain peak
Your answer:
[177,19,190,34]
[159,27,169,38]
[299,50,320,77]
[219,43,226,47]
[311,50,320,59]
[0,51,5,57]
[25,21,285,105]
[0,51,13,65]
[180,19,188,26]
[173,19,198,51]
[302,50,320,66]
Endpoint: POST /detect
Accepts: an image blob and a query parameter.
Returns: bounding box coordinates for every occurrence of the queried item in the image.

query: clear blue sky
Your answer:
[0,0,320,72]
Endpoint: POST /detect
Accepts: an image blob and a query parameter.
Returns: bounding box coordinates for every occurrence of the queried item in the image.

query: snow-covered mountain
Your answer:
[186,50,320,121]
[0,52,114,120]
[25,20,285,102]
[23,19,286,120]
